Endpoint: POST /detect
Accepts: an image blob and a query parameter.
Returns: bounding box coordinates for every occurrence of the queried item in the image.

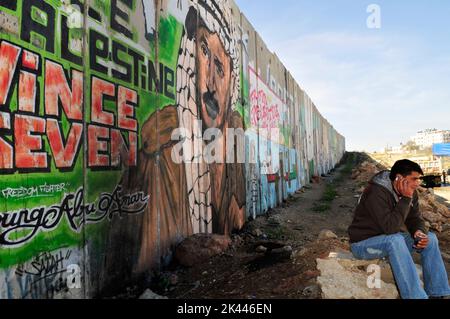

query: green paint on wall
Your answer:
[280,126,292,148]
[158,15,183,66]
[237,67,248,124]
[0,218,81,269]
[31,6,48,25]
[93,0,111,18]
[45,0,63,9]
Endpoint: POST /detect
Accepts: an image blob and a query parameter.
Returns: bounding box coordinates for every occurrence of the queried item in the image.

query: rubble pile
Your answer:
[316,253,401,299]
[313,231,420,299]
[351,161,384,184]
[417,187,450,232]
[311,232,400,299]
[174,234,232,267]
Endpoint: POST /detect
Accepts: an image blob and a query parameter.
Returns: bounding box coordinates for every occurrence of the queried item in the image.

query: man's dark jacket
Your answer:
[348,170,427,243]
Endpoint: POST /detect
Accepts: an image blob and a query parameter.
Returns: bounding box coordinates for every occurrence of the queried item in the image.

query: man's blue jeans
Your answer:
[350,232,450,299]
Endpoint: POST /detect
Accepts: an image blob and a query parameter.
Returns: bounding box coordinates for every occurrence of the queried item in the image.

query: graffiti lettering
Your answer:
[0,0,17,11]
[0,40,138,172]
[20,0,56,54]
[1,186,38,199]
[15,249,79,299]
[15,250,70,278]
[45,60,83,120]
[0,0,178,95]
[111,0,133,39]
[0,185,149,246]
[39,182,68,194]
[250,89,281,130]
[89,28,176,98]
[0,41,21,105]
[2,0,97,61]
[248,67,284,148]
[1,183,69,199]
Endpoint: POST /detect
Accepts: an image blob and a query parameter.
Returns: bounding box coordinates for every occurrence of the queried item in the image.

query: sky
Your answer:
[234,0,450,152]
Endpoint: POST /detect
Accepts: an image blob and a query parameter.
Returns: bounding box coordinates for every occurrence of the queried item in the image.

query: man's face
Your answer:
[404,171,423,190]
[197,26,232,130]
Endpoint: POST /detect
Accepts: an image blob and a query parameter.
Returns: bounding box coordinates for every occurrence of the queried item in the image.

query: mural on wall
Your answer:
[0,0,345,299]
[0,0,158,298]
[248,65,282,175]
[102,0,246,286]
[247,64,294,211]
[165,0,246,236]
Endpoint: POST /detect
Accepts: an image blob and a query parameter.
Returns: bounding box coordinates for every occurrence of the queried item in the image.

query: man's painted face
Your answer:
[197,26,232,130]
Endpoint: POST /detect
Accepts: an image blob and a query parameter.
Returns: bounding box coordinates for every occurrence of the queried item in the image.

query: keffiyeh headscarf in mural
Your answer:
[176,0,240,233]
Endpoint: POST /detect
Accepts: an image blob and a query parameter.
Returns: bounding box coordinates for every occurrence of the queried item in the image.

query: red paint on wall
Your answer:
[117,86,137,131]
[111,129,137,167]
[45,60,83,121]
[19,71,37,113]
[250,89,280,130]
[0,41,21,105]
[46,118,83,168]
[14,114,47,169]
[91,77,115,126]
[22,50,39,70]
[0,111,13,169]
[267,174,278,183]
[88,124,109,167]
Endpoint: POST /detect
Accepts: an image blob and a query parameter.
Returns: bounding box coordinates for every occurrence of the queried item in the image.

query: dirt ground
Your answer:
[114,152,450,299]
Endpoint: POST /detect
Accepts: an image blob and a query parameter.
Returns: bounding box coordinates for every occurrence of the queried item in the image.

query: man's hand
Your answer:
[414,230,429,249]
[394,176,414,198]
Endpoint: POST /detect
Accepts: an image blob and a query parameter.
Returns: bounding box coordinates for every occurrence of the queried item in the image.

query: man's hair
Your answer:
[389,159,424,181]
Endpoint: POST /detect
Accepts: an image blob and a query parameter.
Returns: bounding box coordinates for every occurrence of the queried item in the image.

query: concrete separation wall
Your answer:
[0,0,345,298]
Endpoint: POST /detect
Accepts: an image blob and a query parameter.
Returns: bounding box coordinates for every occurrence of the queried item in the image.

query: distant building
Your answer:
[410,155,442,175]
[411,129,450,149]
[381,145,405,154]
[391,145,404,154]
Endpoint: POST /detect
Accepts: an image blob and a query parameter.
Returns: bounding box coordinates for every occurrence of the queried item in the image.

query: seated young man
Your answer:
[348,159,450,299]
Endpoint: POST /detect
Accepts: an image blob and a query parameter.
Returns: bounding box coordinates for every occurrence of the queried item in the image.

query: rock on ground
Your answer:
[316,251,424,299]
[267,214,283,226]
[269,245,293,260]
[417,187,450,232]
[139,289,168,299]
[255,245,268,253]
[317,254,398,299]
[318,230,338,240]
[174,233,231,267]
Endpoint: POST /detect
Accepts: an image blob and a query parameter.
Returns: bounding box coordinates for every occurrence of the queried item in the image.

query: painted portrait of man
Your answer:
[102,0,246,288]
